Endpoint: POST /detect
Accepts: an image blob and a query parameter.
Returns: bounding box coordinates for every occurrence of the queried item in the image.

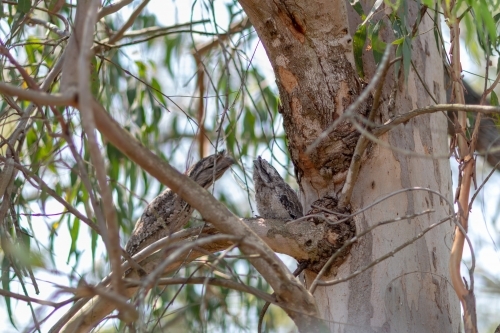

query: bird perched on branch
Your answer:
[125,151,234,256]
[253,156,303,220]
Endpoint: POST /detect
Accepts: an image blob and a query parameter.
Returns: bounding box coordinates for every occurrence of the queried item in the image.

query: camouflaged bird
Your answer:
[253,156,303,220]
[125,152,234,256]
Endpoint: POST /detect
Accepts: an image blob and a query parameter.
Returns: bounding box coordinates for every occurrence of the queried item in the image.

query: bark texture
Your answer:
[240,0,460,332]
[239,0,371,207]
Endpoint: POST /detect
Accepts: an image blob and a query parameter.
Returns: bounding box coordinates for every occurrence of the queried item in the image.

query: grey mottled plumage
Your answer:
[125,152,234,256]
[253,156,303,219]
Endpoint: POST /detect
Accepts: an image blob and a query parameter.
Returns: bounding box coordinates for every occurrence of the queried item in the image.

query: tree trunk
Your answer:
[239,0,460,331]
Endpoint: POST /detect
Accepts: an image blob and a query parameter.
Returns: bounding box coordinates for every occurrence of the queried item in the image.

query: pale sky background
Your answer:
[1,1,499,332]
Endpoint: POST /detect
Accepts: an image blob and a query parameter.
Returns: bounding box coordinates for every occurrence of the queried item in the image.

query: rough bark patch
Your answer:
[277,66,298,93]
[305,196,355,275]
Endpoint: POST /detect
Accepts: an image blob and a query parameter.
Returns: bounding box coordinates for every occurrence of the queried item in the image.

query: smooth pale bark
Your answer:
[239,0,460,332]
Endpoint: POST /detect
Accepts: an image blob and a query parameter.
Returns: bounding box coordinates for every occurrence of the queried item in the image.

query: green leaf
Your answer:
[394,43,402,79]
[1,257,16,329]
[17,0,31,13]
[91,229,98,271]
[90,56,100,97]
[135,60,147,78]
[353,24,367,78]
[67,216,80,263]
[491,91,499,107]
[432,3,441,53]
[392,37,405,45]
[107,145,122,181]
[126,83,137,106]
[349,0,366,20]
[368,20,386,64]
[150,77,167,106]
[402,37,412,83]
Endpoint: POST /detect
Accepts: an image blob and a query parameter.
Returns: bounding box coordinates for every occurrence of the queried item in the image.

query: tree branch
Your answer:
[0,82,76,106]
[97,0,134,20]
[338,44,392,209]
[0,288,65,307]
[73,0,126,300]
[444,4,477,331]
[372,104,500,137]
[106,0,151,45]
[56,99,324,332]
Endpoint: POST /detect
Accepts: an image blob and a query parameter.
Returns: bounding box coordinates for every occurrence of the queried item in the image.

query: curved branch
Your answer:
[126,277,277,304]
[56,100,323,332]
[373,103,500,137]
[97,0,134,19]
[0,82,76,106]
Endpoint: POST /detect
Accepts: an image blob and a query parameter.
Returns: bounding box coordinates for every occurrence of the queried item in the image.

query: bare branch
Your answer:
[97,0,134,20]
[442,4,477,330]
[57,100,323,332]
[0,288,63,307]
[469,160,500,207]
[125,277,276,304]
[0,156,101,234]
[73,285,138,323]
[97,20,210,45]
[354,121,451,159]
[480,60,500,104]
[27,17,70,37]
[74,0,125,298]
[373,104,500,137]
[106,0,151,45]
[137,235,243,295]
[338,45,392,209]
[0,82,76,106]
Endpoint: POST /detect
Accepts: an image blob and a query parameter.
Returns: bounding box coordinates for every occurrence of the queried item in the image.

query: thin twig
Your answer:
[137,235,242,297]
[373,103,500,137]
[338,44,392,209]
[354,120,451,159]
[0,288,66,307]
[310,187,456,292]
[107,0,151,45]
[27,17,69,37]
[76,0,125,297]
[480,61,500,104]
[469,160,500,207]
[0,156,101,233]
[97,0,134,20]
[306,44,392,154]
[258,261,308,333]
[0,82,76,106]
[314,215,453,288]
[200,243,239,328]
[443,5,476,330]
[62,284,138,322]
[125,277,276,304]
